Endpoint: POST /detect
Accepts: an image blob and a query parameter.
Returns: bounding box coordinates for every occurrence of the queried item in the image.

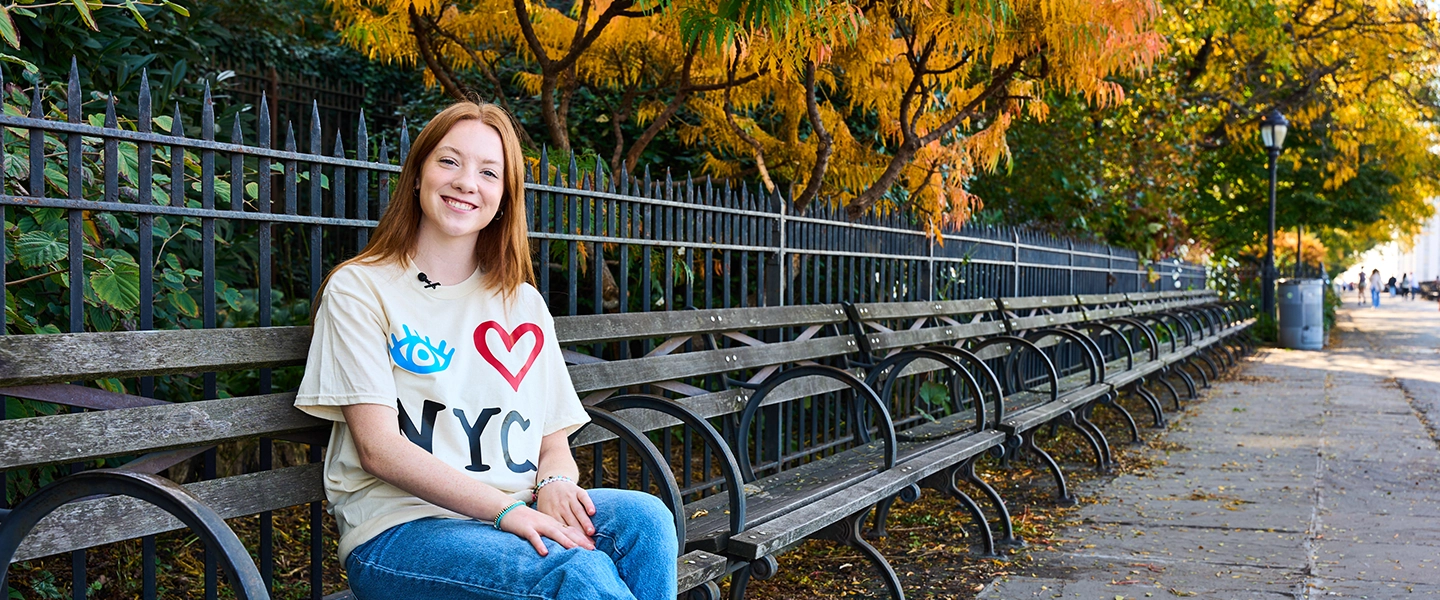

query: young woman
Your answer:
[1370,269,1382,308]
[295,102,677,600]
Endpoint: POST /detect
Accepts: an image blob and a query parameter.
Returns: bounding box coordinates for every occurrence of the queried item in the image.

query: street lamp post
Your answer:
[1259,109,1289,318]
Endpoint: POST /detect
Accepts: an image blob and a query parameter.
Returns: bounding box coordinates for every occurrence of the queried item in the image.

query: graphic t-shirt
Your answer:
[294,259,589,563]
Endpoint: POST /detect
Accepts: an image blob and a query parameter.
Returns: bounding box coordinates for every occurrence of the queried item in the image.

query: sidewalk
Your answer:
[979,298,1440,599]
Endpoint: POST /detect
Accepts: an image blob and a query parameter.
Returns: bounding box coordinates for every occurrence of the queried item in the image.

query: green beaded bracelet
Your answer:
[492,500,526,530]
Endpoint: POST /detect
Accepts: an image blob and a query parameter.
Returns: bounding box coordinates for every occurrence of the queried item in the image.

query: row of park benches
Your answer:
[0,289,1253,600]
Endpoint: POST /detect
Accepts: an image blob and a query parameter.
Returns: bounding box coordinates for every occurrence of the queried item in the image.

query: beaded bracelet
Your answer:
[532,475,574,499]
[492,500,526,530]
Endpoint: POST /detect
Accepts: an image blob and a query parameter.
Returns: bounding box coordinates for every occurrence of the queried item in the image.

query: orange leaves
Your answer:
[327,0,1166,231]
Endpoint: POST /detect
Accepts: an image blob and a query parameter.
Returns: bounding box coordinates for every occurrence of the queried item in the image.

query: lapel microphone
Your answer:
[417,272,441,289]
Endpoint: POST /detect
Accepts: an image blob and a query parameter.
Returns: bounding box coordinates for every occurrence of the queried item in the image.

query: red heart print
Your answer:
[473,321,544,392]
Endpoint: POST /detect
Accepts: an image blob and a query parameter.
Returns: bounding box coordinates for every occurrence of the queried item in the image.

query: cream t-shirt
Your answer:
[294,259,589,563]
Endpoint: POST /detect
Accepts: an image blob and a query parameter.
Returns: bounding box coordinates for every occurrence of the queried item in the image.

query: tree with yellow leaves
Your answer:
[329,0,1165,232]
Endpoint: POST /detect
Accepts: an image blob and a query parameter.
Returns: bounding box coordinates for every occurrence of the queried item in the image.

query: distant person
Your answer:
[1411,275,1422,301]
[1387,275,1398,297]
[1358,273,1367,306]
[1370,269,1381,307]
[1401,274,1412,300]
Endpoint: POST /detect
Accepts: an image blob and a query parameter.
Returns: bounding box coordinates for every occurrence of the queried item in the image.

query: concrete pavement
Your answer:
[978,297,1440,599]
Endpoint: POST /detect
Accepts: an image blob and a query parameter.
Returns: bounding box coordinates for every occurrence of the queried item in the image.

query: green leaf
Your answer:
[121,0,148,30]
[168,290,198,317]
[68,0,98,30]
[90,254,140,311]
[162,0,189,17]
[16,230,67,268]
[153,115,173,133]
[918,380,950,408]
[0,6,19,49]
[220,286,242,311]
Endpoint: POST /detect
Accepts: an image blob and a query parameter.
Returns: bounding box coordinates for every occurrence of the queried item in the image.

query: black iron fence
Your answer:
[0,62,1211,599]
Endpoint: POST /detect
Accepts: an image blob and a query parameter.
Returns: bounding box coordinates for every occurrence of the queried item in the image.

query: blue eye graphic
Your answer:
[388,325,455,374]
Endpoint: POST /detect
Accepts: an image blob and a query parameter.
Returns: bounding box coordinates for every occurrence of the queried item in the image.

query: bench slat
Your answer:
[869,321,1007,351]
[999,296,1078,311]
[555,305,846,345]
[568,337,854,394]
[847,299,997,321]
[0,393,323,470]
[0,327,313,387]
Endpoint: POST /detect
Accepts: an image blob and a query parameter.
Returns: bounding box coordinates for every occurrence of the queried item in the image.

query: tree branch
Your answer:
[409,6,469,101]
[722,56,775,193]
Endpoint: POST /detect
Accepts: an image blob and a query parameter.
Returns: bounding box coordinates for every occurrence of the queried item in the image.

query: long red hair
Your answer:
[317,102,534,305]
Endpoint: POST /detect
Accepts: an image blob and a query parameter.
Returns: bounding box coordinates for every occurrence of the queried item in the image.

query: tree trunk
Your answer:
[539,75,571,155]
[793,60,833,215]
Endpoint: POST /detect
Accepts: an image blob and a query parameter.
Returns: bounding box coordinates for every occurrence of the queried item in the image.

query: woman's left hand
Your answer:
[536,480,597,538]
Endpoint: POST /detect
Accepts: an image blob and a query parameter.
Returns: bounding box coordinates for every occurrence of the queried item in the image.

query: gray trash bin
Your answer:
[1278,278,1324,350]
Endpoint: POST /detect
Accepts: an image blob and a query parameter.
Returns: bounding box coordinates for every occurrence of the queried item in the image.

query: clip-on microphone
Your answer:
[417,272,442,289]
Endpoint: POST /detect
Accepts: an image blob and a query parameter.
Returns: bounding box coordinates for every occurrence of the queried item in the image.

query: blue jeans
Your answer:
[1372,287,1380,307]
[346,489,678,600]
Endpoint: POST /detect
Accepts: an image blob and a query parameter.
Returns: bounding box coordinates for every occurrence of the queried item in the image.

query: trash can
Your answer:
[1277,278,1324,350]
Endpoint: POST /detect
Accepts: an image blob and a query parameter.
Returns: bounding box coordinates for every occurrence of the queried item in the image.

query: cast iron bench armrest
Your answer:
[967,336,1059,404]
[1104,316,1162,361]
[921,345,1007,428]
[571,407,688,545]
[1020,327,1102,386]
[1073,321,1136,371]
[737,365,898,482]
[863,348,991,435]
[593,394,748,536]
[0,470,268,600]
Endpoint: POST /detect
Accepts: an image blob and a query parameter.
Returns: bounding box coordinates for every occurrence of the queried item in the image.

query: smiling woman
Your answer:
[294,102,678,600]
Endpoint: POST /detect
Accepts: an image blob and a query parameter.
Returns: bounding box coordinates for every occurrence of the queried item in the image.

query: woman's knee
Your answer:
[593,489,678,553]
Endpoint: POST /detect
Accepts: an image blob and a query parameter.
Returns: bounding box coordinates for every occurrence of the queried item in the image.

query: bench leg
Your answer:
[1022,430,1077,506]
[1192,354,1217,386]
[727,565,754,600]
[1183,357,1209,389]
[867,484,920,540]
[1128,379,1166,428]
[1199,349,1222,378]
[921,466,998,558]
[1151,373,1183,410]
[1059,411,1110,473]
[818,510,907,600]
[964,453,1025,548]
[1097,391,1143,445]
[1216,343,1238,369]
[1170,367,1198,401]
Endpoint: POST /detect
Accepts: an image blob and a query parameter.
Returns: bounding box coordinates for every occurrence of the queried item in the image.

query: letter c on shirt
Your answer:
[501,410,538,473]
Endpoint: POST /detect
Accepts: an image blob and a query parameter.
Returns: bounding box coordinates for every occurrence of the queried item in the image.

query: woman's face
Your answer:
[416,119,506,244]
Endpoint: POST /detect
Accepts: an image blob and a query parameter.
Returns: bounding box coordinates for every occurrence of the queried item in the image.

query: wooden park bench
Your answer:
[0,290,1251,600]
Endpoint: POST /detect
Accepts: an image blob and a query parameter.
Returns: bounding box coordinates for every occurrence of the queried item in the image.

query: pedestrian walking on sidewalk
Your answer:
[1401,274,1412,300]
[1358,273,1367,306]
[1370,269,1382,307]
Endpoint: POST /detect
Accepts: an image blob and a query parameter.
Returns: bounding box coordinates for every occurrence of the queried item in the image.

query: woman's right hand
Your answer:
[497,505,596,556]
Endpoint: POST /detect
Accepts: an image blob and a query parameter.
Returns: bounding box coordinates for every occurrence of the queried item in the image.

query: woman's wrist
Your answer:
[492,500,527,530]
[532,475,575,500]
